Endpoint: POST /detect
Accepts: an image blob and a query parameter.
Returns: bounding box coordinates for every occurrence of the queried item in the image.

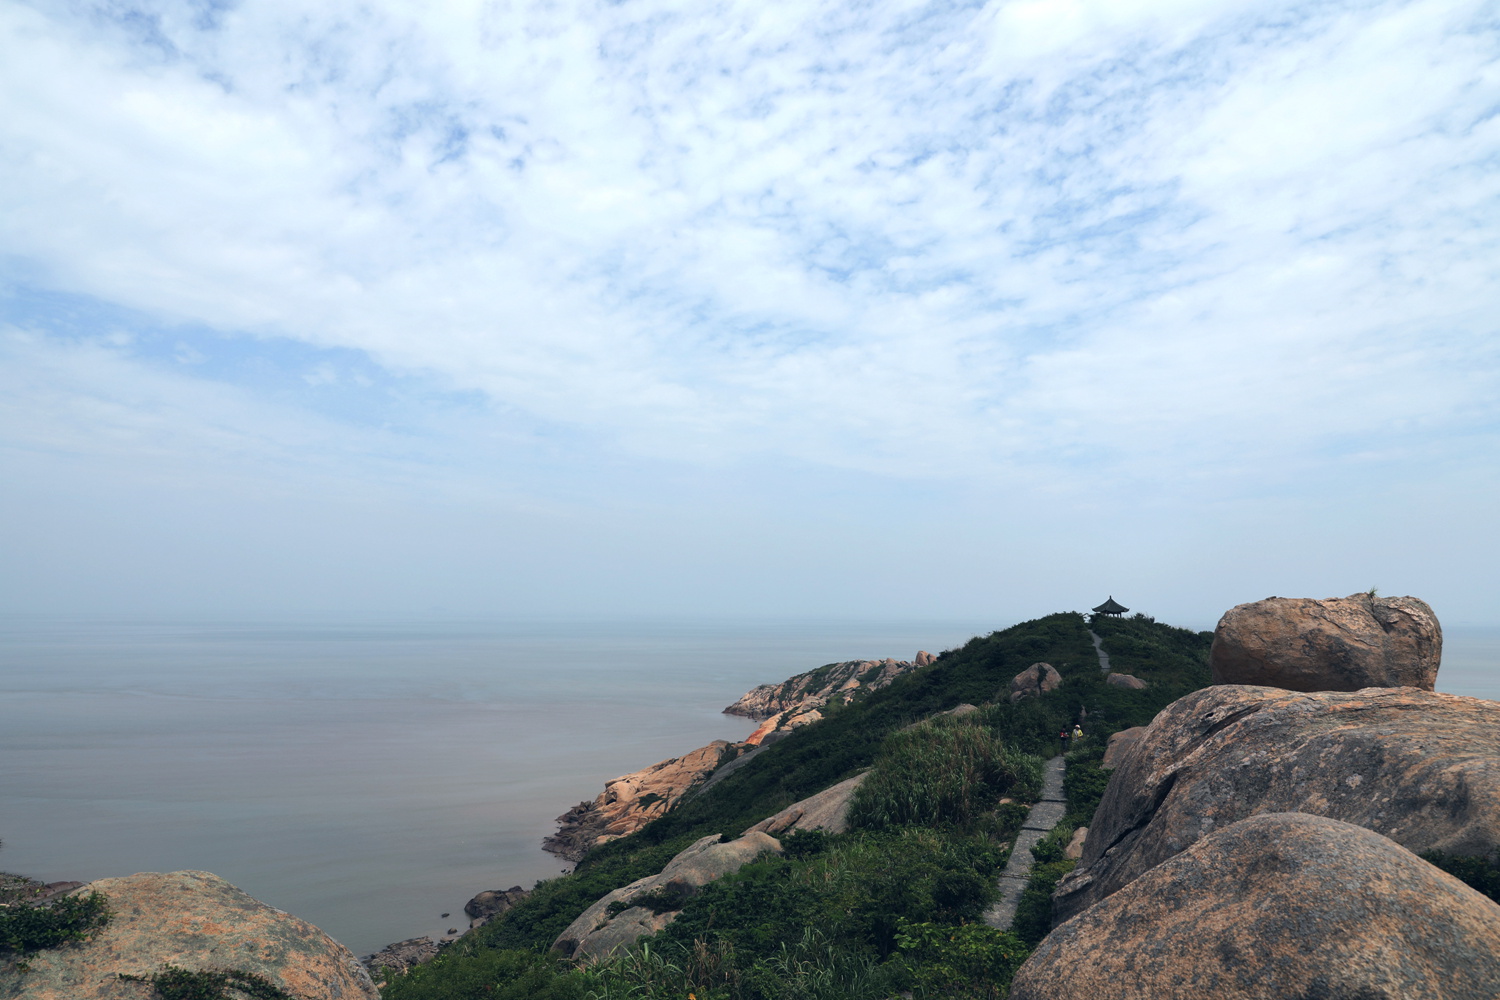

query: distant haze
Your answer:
[0,0,1496,624]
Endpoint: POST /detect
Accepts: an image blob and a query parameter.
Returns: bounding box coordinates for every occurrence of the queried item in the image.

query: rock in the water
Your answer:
[1011,813,1500,1000]
[1104,672,1146,690]
[1101,727,1145,769]
[0,870,378,1000]
[1063,827,1087,861]
[463,886,529,928]
[1210,592,1441,691]
[1055,684,1500,923]
[362,937,441,979]
[554,832,781,962]
[1008,663,1062,703]
[746,773,867,836]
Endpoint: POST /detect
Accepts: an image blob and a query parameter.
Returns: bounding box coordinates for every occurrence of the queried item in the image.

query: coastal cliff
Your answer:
[542,650,937,862]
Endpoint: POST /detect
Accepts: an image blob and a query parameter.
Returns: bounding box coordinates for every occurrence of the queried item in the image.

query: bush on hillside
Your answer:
[847,718,1044,832]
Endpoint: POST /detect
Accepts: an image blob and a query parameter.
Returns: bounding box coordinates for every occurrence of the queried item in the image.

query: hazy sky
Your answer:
[1,0,1496,625]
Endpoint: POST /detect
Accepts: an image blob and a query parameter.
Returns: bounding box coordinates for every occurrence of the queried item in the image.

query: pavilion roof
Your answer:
[1093,596,1129,614]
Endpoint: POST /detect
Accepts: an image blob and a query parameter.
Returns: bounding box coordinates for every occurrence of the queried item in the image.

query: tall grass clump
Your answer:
[847,719,1044,832]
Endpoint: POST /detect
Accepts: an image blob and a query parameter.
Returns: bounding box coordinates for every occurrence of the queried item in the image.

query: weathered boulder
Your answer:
[1009,663,1061,703]
[0,870,378,1000]
[1101,727,1145,769]
[554,832,781,961]
[1055,684,1500,923]
[1063,827,1087,861]
[746,773,867,836]
[915,650,936,667]
[1012,813,1500,1000]
[463,885,529,928]
[1210,592,1441,691]
[1104,673,1147,690]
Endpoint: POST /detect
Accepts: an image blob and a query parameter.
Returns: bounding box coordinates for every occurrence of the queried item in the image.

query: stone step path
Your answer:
[1089,630,1112,672]
[983,754,1066,930]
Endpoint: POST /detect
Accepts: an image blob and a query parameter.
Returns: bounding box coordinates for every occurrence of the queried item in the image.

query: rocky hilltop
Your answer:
[544,650,936,862]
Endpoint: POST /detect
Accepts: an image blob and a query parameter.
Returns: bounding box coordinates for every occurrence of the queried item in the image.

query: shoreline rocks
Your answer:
[544,741,744,861]
[1210,592,1442,691]
[723,656,929,721]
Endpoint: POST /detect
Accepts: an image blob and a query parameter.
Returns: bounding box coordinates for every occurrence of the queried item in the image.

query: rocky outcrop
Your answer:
[0,870,378,1000]
[1012,813,1500,1000]
[745,773,868,836]
[1054,684,1500,923]
[545,741,742,861]
[553,832,781,962]
[915,650,936,667]
[361,937,440,979]
[1009,663,1061,703]
[1104,672,1146,690]
[724,657,925,721]
[464,886,529,929]
[1101,727,1145,769]
[1210,592,1442,691]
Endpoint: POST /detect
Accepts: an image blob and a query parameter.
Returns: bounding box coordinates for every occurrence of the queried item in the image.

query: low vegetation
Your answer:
[0,872,111,966]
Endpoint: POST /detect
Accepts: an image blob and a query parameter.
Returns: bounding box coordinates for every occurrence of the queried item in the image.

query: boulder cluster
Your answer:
[1013,592,1500,999]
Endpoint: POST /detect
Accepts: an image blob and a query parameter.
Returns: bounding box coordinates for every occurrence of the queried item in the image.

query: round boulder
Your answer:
[1009,663,1062,703]
[1210,592,1441,691]
[1011,812,1500,1000]
[0,870,378,1000]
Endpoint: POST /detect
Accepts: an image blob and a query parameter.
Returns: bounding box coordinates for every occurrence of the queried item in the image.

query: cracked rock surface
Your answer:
[1054,684,1500,922]
[1014,812,1500,1000]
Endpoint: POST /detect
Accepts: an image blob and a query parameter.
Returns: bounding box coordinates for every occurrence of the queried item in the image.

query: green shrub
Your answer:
[1028,824,1075,866]
[847,719,1044,832]
[0,890,111,960]
[381,947,588,1000]
[892,919,1030,999]
[1010,859,1075,947]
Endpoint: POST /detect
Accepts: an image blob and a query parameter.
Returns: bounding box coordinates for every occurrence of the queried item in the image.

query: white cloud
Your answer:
[0,0,1496,496]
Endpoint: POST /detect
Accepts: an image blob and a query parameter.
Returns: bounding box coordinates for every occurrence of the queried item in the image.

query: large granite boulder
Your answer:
[1009,663,1062,703]
[1012,813,1500,1000]
[1055,684,1500,923]
[0,870,378,1000]
[746,773,867,836]
[554,832,781,962]
[1211,592,1441,691]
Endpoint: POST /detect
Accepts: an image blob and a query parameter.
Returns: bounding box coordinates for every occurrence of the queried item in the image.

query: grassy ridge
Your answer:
[383,612,1213,1000]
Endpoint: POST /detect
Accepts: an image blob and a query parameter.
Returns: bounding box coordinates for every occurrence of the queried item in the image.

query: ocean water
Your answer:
[1,617,1494,957]
[0,615,993,955]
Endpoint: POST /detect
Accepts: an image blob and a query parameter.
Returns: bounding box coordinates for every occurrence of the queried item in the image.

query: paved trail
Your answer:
[982,754,1066,930]
[1089,630,1112,672]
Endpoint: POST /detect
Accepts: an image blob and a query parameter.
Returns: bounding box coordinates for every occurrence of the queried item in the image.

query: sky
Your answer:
[0,0,1496,625]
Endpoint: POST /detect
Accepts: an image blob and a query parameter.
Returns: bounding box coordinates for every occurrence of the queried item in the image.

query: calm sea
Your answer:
[0,616,998,955]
